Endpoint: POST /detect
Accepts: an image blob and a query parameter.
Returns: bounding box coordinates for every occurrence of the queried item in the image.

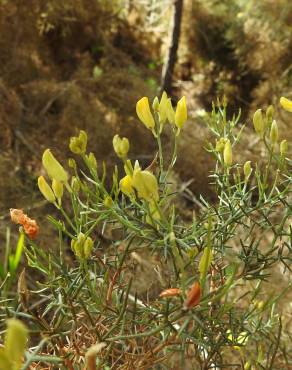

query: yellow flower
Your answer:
[280,96,292,112]
[112,134,130,159]
[69,130,88,154]
[119,175,134,197]
[136,97,155,130]
[132,169,159,202]
[175,96,187,129]
[38,176,56,203]
[227,329,249,350]
[42,149,68,183]
[223,139,233,167]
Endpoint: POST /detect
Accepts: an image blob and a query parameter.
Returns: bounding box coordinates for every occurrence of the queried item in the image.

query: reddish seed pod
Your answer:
[159,288,181,298]
[183,281,201,309]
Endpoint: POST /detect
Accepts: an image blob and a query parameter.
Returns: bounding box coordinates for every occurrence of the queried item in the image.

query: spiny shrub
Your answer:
[2,94,292,369]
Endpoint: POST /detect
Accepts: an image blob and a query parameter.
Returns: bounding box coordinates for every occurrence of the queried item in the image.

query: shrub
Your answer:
[2,94,292,369]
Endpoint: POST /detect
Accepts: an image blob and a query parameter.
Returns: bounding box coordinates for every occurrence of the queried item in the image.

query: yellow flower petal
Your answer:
[136,97,155,129]
[280,96,292,112]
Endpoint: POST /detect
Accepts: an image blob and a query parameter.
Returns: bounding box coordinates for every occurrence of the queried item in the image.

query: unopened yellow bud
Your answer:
[266,105,274,121]
[104,196,113,208]
[270,120,278,144]
[112,134,130,159]
[69,130,88,154]
[71,176,80,192]
[52,179,63,202]
[175,96,187,129]
[87,152,97,169]
[158,91,168,125]
[280,96,292,112]
[253,109,265,137]
[166,98,175,124]
[5,319,28,369]
[243,161,252,181]
[119,175,134,197]
[215,138,226,152]
[280,139,288,157]
[68,158,76,169]
[136,97,155,130]
[244,361,251,370]
[83,236,94,259]
[42,149,68,183]
[38,176,56,203]
[71,233,86,259]
[132,169,159,202]
[152,96,159,112]
[223,140,233,167]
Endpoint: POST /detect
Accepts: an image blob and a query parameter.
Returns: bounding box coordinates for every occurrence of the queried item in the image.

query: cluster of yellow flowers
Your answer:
[136,92,187,135]
[252,96,291,152]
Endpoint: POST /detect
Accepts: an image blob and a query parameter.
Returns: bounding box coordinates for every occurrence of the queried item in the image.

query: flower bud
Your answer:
[69,130,88,154]
[253,109,265,137]
[112,135,130,159]
[280,139,288,157]
[87,152,97,169]
[71,233,86,259]
[42,149,68,183]
[5,319,28,368]
[270,120,278,144]
[175,96,187,129]
[266,105,274,121]
[132,169,159,201]
[152,96,159,112]
[243,161,252,181]
[215,138,226,152]
[104,196,113,208]
[38,176,56,203]
[83,236,94,259]
[223,140,233,167]
[52,179,64,202]
[244,362,251,370]
[280,96,292,112]
[71,176,80,192]
[158,91,168,125]
[136,97,155,130]
[68,158,77,169]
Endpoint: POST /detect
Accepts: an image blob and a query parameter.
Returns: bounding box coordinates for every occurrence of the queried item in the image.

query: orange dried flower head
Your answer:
[10,208,39,240]
[159,288,181,298]
[23,219,39,240]
[10,209,26,225]
[183,281,201,310]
